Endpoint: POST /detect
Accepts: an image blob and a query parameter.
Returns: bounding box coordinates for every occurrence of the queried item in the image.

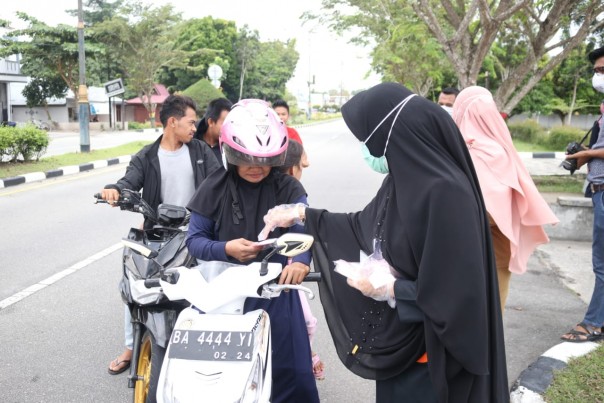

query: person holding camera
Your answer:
[560,46,604,342]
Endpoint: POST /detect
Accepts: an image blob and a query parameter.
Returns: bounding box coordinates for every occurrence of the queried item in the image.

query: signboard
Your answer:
[104,78,125,97]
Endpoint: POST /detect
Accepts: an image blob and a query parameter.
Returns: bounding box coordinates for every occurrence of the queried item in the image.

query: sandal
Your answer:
[560,322,603,343]
[108,357,131,375]
[312,353,325,381]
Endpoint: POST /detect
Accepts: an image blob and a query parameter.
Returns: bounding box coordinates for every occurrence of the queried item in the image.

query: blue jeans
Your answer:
[586,191,604,328]
[124,305,133,350]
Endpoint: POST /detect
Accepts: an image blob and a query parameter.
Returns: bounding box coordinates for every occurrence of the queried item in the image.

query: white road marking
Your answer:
[0,243,122,310]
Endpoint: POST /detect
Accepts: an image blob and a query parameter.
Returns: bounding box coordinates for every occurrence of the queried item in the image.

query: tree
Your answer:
[67,0,127,84]
[0,13,102,104]
[22,77,68,122]
[309,0,604,112]
[157,16,236,92]
[66,0,125,26]
[95,1,191,127]
[238,39,299,101]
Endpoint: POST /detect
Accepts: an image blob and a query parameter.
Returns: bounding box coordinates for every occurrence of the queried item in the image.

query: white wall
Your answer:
[11,105,69,124]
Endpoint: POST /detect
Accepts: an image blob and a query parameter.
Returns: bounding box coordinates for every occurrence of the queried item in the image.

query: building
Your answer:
[125,84,170,125]
[0,55,28,124]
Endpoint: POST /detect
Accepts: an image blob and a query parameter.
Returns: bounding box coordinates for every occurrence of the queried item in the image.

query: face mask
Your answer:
[592,73,604,93]
[361,94,417,174]
[361,143,389,173]
[441,105,453,117]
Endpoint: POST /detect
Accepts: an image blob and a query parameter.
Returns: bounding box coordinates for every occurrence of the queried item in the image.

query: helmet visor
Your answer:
[222,144,287,167]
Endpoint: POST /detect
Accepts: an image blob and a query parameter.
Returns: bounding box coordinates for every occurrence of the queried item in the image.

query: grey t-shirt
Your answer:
[158,144,195,207]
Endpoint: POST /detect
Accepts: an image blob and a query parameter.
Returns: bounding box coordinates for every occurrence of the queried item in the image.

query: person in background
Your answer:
[559,45,604,342]
[261,82,509,402]
[194,97,233,163]
[437,87,459,116]
[278,138,325,380]
[273,99,310,169]
[452,86,559,312]
[101,95,221,375]
[186,99,319,402]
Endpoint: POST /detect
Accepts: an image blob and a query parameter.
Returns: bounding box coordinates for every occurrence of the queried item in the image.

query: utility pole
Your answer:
[77,0,90,152]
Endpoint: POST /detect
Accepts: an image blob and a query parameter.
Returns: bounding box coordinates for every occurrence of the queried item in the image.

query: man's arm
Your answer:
[568,148,604,169]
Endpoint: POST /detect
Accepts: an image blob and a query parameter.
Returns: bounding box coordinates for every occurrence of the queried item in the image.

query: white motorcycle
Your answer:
[122,233,318,403]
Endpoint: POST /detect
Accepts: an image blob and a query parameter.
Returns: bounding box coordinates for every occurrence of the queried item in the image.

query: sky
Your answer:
[1,0,382,99]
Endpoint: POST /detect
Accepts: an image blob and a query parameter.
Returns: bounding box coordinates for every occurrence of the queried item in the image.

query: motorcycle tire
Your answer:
[133,330,166,403]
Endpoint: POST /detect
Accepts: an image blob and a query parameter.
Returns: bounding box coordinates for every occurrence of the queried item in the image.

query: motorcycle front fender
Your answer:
[141,308,180,348]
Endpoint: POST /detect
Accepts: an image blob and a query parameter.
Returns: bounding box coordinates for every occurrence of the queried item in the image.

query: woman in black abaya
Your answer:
[260,82,509,402]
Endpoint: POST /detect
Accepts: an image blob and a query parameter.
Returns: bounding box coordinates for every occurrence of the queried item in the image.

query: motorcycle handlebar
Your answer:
[304,272,321,282]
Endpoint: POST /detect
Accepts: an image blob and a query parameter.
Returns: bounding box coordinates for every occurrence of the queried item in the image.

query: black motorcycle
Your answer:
[95,190,194,403]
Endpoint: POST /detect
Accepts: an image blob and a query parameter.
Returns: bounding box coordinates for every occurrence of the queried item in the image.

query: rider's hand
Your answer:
[347,277,396,308]
[101,188,120,206]
[225,238,263,262]
[279,262,310,285]
[258,203,306,240]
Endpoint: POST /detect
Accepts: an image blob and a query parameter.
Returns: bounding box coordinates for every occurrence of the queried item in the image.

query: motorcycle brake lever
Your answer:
[263,284,315,300]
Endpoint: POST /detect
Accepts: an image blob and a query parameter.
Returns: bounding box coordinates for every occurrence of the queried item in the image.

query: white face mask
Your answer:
[440,105,453,117]
[592,73,604,93]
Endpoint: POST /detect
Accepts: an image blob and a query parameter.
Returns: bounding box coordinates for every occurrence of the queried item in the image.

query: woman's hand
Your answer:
[225,238,263,262]
[258,203,306,240]
[279,262,310,285]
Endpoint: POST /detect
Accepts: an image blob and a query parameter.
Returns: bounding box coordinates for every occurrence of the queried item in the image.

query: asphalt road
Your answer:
[0,120,586,402]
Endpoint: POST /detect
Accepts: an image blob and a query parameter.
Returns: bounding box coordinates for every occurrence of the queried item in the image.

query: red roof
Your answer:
[126,84,170,105]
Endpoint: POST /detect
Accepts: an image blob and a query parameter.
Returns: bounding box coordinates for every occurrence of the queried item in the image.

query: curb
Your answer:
[510,341,600,402]
[518,151,566,159]
[0,155,132,189]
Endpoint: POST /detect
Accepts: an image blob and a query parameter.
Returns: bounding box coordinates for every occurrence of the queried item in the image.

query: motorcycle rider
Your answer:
[100,94,221,375]
[186,99,320,402]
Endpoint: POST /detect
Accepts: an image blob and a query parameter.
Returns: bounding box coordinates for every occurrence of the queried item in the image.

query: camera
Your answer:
[561,141,584,175]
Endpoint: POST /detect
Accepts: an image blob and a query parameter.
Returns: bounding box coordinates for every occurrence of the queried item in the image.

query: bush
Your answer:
[181,79,224,115]
[128,121,152,130]
[507,119,546,143]
[545,125,586,151]
[11,124,49,161]
[0,126,16,160]
[0,125,49,162]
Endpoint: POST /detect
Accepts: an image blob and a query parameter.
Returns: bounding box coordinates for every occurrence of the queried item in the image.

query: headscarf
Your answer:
[188,168,305,243]
[306,82,509,402]
[453,86,559,274]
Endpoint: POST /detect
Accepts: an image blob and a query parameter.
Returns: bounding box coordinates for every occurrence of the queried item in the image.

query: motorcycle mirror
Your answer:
[274,233,314,258]
[121,238,158,259]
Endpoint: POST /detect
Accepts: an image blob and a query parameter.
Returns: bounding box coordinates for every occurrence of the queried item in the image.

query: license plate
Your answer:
[168,330,254,361]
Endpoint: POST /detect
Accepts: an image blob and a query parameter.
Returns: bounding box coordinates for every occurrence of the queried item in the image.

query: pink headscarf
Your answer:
[453,86,558,274]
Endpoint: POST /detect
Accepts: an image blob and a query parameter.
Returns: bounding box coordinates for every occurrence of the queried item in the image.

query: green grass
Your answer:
[544,343,604,402]
[513,139,553,152]
[532,174,586,194]
[0,141,151,179]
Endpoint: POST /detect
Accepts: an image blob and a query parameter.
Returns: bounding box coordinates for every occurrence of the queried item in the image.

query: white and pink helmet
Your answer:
[220,99,288,167]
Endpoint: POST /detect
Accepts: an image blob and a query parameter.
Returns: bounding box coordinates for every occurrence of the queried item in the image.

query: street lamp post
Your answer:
[77,0,90,152]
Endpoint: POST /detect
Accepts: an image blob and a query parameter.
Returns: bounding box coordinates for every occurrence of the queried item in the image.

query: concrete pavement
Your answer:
[1,129,601,401]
